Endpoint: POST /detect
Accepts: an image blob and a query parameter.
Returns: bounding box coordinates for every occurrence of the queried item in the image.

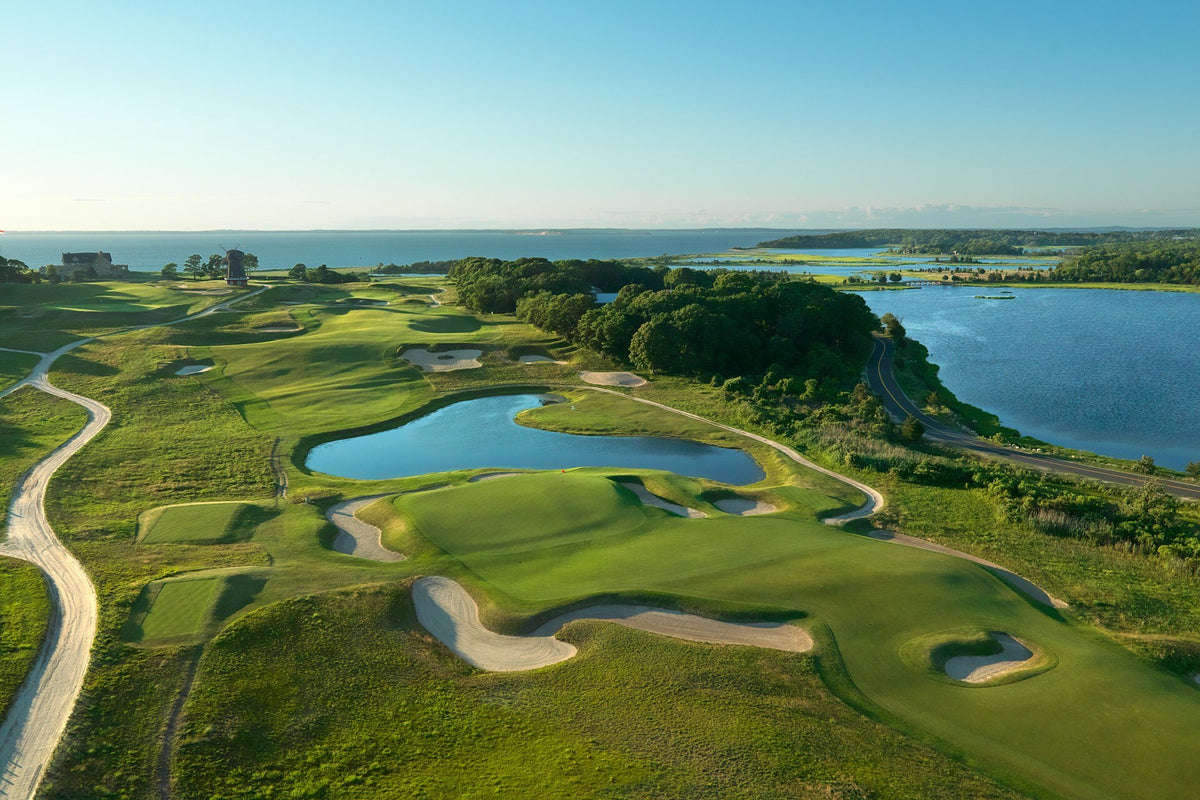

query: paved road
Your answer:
[865,334,1200,501]
[0,286,267,800]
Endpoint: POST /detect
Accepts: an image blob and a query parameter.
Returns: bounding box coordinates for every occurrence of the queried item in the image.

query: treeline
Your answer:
[287,264,363,284]
[758,228,1200,254]
[373,260,456,275]
[451,256,878,389]
[1054,240,1200,284]
[0,257,34,283]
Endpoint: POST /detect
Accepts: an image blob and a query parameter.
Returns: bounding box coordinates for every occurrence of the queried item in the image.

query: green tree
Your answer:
[1134,455,1157,475]
[243,253,259,274]
[1186,462,1200,478]
[289,263,307,279]
[184,254,204,281]
[205,254,225,279]
[160,262,179,279]
[900,415,925,442]
[880,312,906,340]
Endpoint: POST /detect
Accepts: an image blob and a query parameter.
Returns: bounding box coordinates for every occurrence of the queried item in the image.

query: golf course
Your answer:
[1,270,1198,800]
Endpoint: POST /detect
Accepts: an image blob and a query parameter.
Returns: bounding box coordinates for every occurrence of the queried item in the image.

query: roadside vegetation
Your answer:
[0,558,50,721]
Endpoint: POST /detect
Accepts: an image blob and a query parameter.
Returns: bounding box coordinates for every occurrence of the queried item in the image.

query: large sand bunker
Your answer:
[579,371,647,387]
[401,348,483,371]
[616,482,707,518]
[944,633,1033,683]
[413,576,810,672]
[174,364,212,376]
[715,497,777,516]
[325,496,404,562]
[519,354,568,365]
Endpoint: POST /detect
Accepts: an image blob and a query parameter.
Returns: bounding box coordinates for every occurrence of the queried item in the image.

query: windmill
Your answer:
[220,244,248,287]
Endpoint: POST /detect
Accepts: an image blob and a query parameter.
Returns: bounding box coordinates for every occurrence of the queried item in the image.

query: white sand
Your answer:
[519,355,567,364]
[174,364,212,376]
[715,498,778,516]
[325,496,404,562]
[413,576,811,672]
[617,482,707,518]
[401,348,483,371]
[944,634,1034,683]
[257,326,302,333]
[579,371,647,387]
[467,472,524,483]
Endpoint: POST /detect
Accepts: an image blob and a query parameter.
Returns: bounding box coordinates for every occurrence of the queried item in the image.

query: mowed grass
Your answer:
[139,502,251,544]
[134,578,221,640]
[0,279,234,350]
[398,474,1200,799]
[174,583,1024,800]
[0,557,50,721]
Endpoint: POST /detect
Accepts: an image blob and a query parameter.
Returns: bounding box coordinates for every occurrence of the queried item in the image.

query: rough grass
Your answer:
[139,502,252,544]
[0,557,50,721]
[174,583,1026,800]
[0,386,88,518]
[0,349,39,391]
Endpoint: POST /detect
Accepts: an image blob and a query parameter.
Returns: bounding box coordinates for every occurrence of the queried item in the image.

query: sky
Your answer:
[2,1,1198,231]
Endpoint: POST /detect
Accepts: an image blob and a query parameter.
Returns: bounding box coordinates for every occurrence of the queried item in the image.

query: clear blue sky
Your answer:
[3,1,1197,230]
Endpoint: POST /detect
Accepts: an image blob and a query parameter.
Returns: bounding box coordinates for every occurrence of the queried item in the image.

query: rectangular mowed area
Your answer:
[139,502,250,544]
[135,578,222,641]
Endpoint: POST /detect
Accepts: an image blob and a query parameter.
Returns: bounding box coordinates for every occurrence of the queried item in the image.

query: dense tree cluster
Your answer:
[287,264,361,284]
[453,257,878,389]
[0,256,35,283]
[373,260,457,275]
[1054,240,1200,284]
[758,228,1200,255]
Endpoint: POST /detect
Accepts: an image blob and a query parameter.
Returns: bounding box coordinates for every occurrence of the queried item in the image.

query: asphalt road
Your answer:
[865,334,1200,501]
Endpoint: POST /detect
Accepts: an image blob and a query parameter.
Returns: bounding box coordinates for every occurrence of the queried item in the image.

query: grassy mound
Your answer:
[899,627,1057,686]
[408,314,482,334]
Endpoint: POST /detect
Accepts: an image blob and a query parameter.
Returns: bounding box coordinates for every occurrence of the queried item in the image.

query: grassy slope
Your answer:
[0,279,235,350]
[0,558,50,722]
[175,583,1024,800]
[398,474,1200,800]
[0,350,39,391]
[0,386,89,518]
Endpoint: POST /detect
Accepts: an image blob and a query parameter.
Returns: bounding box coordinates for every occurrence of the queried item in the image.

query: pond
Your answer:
[306,394,766,484]
[862,286,1200,469]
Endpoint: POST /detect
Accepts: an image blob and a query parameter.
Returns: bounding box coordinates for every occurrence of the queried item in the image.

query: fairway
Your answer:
[139,502,251,544]
[134,578,221,641]
[398,472,1200,799]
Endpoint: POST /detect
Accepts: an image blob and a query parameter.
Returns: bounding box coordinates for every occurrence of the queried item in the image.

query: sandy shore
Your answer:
[413,576,810,672]
[579,371,647,387]
[616,482,707,518]
[944,634,1033,683]
[401,348,483,371]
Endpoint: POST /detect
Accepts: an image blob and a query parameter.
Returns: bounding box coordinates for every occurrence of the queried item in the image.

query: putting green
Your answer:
[399,473,1200,799]
[139,502,250,544]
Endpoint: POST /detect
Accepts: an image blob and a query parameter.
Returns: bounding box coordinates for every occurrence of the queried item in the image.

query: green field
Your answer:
[0,349,39,391]
[10,276,1197,800]
[139,502,253,544]
[397,473,1200,799]
[0,557,50,721]
[0,386,89,523]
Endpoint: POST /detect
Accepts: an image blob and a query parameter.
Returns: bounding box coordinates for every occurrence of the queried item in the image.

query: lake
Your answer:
[306,394,766,484]
[0,229,822,273]
[861,287,1200,470]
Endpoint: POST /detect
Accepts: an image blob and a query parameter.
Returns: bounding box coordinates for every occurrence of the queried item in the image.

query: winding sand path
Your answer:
[944,634,1033,683]
[0,286,266,800]
[413,576,811,672]
[325,496,404,562]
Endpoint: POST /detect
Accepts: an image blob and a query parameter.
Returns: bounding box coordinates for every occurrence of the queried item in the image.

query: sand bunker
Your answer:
[413,576,811,672]
[519,355,567,365]
[174,365,212,376]
[325,496,404,562]
[715,497,778,516]
[617,482,707,518]
[401,348,483,371]
[467,472,524,483]
[944,633,1033,683]
[579,371,647,387]
[257,326,302,333]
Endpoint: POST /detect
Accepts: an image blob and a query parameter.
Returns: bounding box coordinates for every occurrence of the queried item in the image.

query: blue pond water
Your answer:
[862,287,1200,469]
[306,394,765,484]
